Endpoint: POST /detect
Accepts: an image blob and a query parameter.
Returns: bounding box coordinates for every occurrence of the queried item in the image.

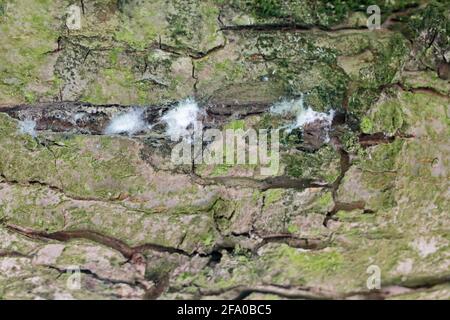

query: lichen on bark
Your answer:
[0,0,449,300]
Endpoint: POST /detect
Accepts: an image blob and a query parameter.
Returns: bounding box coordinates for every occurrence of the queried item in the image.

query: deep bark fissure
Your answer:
[47,264,146,289]
[190,173,329,191]
[3,222,193,259]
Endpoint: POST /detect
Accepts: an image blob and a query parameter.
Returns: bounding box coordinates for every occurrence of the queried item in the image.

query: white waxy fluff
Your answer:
[270,95,334,132]
[104,108,147,136]
[18,119,37,137]
[294,104,335,129]
[161,98,200,141]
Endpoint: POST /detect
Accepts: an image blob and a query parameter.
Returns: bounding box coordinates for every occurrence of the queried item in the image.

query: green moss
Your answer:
[348,86,380,118]
[0,183,65,232]
[357,34,408,89]
[252,0,282,18]
[0,116,151,201]
[263,189,283,205]
[284,146,340,183]
[398,91,448,137]
[82,66,143,106]
[0,115,58,184]
[108,48,122,66]
[174,243,345,290]
[210,164,232,176]
[24,91,37,103]
[48,135,142,199]
[264,244,344,281]
[211,198,235,229]
[360,116,374,134]
[213,59,245,81]
[402,71,450,95]
[370,99,405,135]
[55,245,88,266]
[145,259,177,282]
[287,224,299,234]
[165,0,223,52]
[361,139,404,173]
[0,113,19,134]
[315,191,334,212]
[113,1,161,50]
[0,0,5,16]
[406,1,449,48]
[224,119,246,131]
[239,0,420,28]
[341,130,366,158]
[304,65,349,112]
[335,209,363,222]
[202,233,214,246]
[0,0,61,103]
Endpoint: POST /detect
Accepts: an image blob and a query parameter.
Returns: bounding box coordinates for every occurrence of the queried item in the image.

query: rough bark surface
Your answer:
[0,0,449,300]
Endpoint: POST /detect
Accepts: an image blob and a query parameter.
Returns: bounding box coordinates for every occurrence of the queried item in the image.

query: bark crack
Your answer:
[3,222,193,260]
